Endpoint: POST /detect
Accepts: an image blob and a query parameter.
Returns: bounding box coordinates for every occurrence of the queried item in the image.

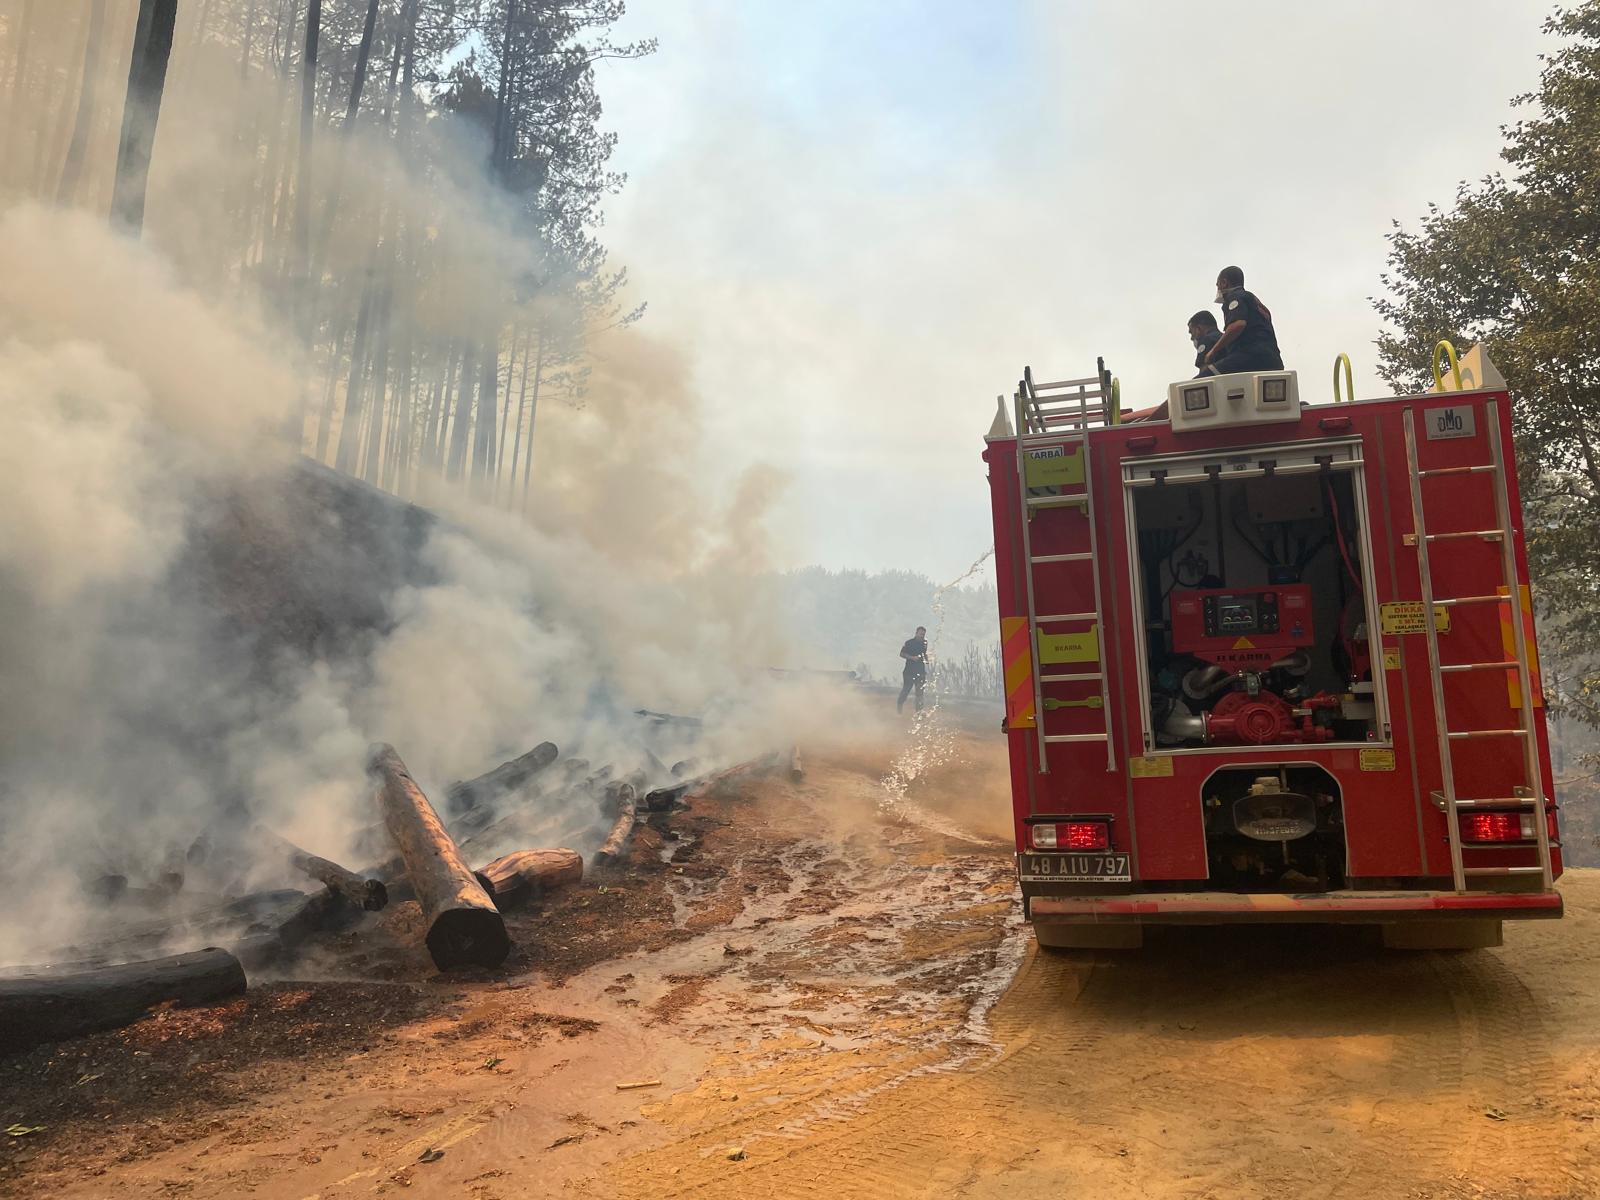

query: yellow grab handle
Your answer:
[1332,352,1353,404]
[1432,339,1462,392]
[1109,377,1121,425]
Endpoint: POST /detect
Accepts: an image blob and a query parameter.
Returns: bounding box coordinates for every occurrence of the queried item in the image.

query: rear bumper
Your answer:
[1028,890,1563,926]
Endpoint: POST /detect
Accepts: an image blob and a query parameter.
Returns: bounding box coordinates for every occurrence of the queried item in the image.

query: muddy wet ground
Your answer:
[3,709,1598,1200]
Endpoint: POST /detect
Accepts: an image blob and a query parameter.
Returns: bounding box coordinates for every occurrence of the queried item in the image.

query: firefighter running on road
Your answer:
[897,627,928,714]
[1200,265,1283,375]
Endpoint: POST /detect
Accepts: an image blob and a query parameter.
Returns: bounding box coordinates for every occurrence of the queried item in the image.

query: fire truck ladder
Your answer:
[1403,401,1554,893]
[1013,362,1118,774]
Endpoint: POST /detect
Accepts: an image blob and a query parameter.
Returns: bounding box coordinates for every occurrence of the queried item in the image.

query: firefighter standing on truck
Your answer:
[1201,265,1283,375]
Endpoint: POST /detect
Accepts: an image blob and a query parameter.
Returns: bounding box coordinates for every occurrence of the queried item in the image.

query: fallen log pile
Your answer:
[2,719,794,1057]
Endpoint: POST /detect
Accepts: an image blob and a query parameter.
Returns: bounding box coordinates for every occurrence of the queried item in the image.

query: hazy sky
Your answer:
[596,1,1553,583]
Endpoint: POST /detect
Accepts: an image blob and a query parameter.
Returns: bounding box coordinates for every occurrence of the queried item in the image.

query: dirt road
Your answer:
[4,711,1597,1199]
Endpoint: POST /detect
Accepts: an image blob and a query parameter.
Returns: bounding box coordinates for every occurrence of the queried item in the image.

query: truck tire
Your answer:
[1033,921,1143,950]
[1381,919,1502,950]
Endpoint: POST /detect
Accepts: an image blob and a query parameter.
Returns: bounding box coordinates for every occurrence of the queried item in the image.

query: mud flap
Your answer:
[1381,918,1502,950]
[1033,921,1143,950]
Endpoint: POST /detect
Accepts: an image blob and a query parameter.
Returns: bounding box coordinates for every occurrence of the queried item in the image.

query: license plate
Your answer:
[1019,853,1131,883]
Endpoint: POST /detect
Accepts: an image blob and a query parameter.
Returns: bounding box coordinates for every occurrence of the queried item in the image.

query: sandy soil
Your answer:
[3,709,1597,1200]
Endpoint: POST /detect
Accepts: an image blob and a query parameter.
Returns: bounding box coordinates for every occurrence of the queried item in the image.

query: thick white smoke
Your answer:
[0,202,804,967]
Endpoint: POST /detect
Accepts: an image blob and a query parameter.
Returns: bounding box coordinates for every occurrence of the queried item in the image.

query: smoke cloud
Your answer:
[0,193,800,967]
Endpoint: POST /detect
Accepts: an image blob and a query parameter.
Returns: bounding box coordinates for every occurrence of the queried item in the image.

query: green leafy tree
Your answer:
[1374,2,1600,729]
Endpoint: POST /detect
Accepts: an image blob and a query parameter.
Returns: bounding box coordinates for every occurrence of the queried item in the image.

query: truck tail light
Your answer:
[1030,821,1110,850]
[1063,821,1109,850]
[1459,811,1560,843]
[1461,812,1521,843]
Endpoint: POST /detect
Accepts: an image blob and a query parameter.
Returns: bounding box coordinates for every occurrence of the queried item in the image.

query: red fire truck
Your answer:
[984,347,1562,949]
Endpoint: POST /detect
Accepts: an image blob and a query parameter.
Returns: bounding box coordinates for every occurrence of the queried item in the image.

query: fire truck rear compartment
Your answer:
[1201,764,1347,892]
[1133,467,1380,749]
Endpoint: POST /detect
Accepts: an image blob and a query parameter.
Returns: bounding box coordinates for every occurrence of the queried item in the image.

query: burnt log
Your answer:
[368,743,509,970]
[643,782,691,812]
[257,826,387,911]
[633,708,703,729]
[0,948,247,1056]
[230,888,351,972]
[788,745,804,783]
[445,741,558,816]
[592,783,637,866]
[477,849,583,911]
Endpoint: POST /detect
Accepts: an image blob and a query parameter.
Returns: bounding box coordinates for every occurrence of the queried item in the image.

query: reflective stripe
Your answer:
[1001,616,1034,728]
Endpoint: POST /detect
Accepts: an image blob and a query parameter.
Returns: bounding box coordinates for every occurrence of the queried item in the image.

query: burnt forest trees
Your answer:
[1374,3,1600,744]
[0,0,650,505]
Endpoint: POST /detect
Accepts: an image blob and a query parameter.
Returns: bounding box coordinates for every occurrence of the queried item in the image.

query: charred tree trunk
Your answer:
[592,783,637,866]
[368,744,509,969]
[257,826,387,911]
[519,328,544,512]
[57,0,108,205]
[3,0,37,187]
[477,848,581,911]
[333,273,376,469]
[110,0,179,237]
[445,340,477,481]
[291,0,320,289]
[0,948,246,1056]
[472,332,499,488]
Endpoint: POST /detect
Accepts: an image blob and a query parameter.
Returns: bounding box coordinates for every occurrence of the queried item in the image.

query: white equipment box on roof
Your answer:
[1168,370,1300,433]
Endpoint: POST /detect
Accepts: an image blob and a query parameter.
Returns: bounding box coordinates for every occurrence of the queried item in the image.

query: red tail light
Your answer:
[1458,811,1559,843]
[1063,821,1109,850]
[1030,821,1111,850]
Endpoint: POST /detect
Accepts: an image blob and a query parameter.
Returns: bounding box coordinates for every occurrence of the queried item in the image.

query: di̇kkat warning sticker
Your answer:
[1379,601,1451,636]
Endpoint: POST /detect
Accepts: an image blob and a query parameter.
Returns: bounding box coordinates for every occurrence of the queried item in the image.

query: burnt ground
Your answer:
[0,713,1020,1198]
[6,714,1597,1200]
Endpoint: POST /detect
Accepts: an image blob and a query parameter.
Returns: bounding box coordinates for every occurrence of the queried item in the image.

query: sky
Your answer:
[594,1,1555,583]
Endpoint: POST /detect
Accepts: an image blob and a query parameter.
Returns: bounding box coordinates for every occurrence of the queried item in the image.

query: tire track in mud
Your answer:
[1426,951,1589,1197]
[595,949,1126,1199]
[597,929,1590,1200]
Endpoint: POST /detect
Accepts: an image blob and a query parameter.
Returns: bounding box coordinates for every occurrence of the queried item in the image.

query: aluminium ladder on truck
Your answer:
[1403,400,1555,892]
[1012,362,1120,775]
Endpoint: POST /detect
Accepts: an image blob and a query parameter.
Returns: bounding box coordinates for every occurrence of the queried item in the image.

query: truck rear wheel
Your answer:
[1033,922,1143,950]
[1381,919,1502,950]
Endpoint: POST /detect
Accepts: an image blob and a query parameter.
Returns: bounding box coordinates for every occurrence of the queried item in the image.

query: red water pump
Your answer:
[1205,690,1340,746]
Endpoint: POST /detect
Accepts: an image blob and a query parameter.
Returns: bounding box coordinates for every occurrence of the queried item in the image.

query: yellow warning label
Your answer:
[1379,601,1451,635]
[1024,446,1085,489]
[1382,646,1402,670]
[1232,636,1255,650]
[1129,755,1174,778]
[1038,626,1099,665]
[1359,748,1396,772]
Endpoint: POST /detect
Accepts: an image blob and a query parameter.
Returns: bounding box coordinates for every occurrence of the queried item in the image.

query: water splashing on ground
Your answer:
[879,547,999,845]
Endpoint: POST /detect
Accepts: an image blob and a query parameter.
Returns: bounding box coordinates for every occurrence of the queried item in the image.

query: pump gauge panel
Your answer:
[1170,585,1315,669]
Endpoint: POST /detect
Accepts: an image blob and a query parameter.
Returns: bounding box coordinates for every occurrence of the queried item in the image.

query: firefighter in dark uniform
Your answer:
[897,626,928,714]
[1200,265,1284,375]
[1188,310,1222,377]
